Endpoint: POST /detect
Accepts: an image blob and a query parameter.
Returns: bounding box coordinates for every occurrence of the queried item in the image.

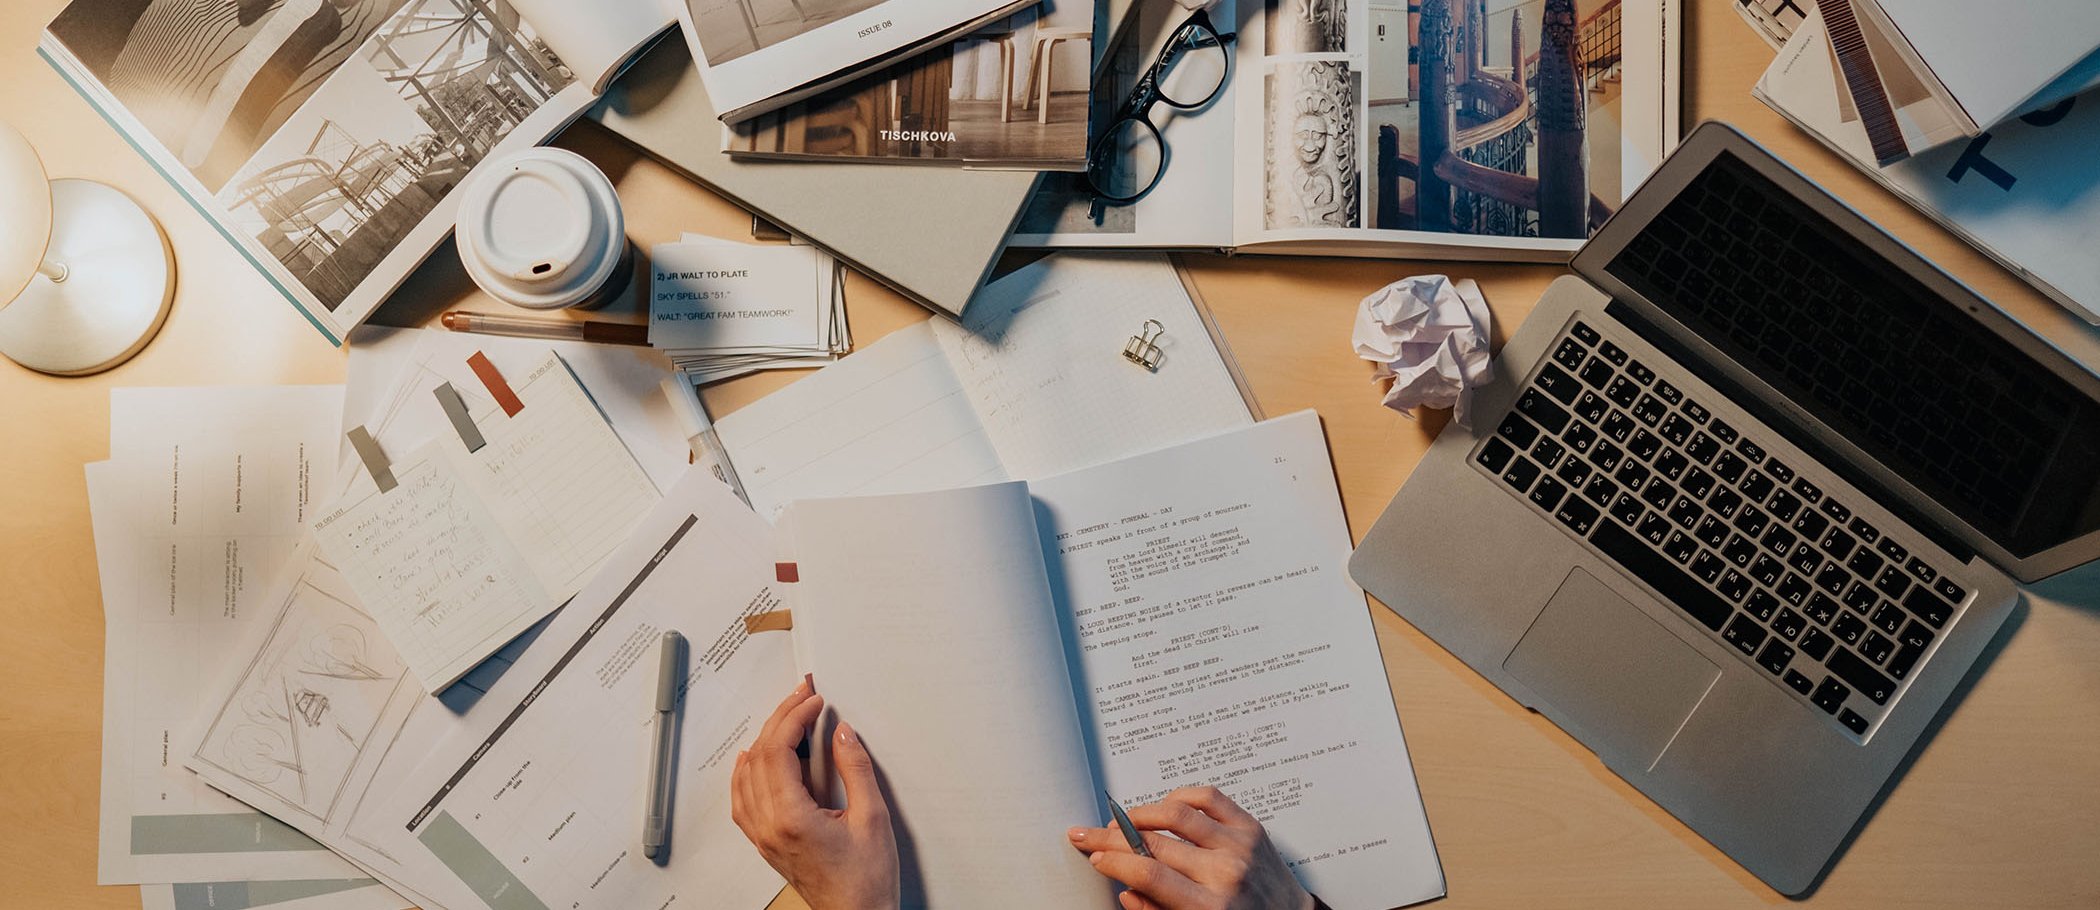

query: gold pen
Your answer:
[441,310,650,346]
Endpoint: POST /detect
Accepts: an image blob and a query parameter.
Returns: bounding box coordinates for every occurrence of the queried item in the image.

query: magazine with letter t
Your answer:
[679,0,1041,124]
[724,0,1099,170]
[1012,0,1681,263]
[38,0,676,344]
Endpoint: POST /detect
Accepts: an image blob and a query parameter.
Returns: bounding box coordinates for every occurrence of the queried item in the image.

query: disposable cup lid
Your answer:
[456,148,624,309]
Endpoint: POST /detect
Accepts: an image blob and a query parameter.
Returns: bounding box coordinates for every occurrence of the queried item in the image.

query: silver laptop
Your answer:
[1349,122,2100,893]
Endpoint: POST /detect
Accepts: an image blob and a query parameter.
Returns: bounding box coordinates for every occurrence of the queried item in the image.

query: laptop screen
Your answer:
[1603,151,2100,559]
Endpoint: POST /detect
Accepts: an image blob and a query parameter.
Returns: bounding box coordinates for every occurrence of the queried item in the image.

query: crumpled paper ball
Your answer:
[1352,274,1494,426]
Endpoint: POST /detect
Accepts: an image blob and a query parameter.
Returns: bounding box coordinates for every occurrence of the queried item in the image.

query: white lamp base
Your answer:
[0,178,172,375]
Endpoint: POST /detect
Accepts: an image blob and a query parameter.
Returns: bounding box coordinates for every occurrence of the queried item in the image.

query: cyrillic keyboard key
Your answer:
[1838,708,1870,736]
[1798,627,1835,661]
[1477,438,1516,474]
[1756,640,1794,675]
[1554,497,1600,535]
[1827,648,1895,704]
[1811,677,1849,714]
[1497,412,1540,448]
[1515,389,1571,434]
[1722,614,1767,655]
[1903,585,1954,628]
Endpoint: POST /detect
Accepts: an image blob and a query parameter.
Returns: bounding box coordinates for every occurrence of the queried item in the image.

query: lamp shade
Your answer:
[0,119,55,306]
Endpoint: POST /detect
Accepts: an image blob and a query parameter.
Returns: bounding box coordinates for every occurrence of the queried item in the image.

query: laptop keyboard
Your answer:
[1472,320,1970,741]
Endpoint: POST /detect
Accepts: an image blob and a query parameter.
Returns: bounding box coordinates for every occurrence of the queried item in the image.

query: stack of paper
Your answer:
[85,385,410,910]
[649,234,850,382]
[83,331,698,910]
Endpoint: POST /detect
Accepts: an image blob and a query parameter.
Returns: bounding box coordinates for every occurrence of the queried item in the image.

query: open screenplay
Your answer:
[777,412,1445,910]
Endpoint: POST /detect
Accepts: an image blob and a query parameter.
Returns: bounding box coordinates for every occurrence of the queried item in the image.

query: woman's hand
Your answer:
[730,676,900,910]
[1068,786,1314,910]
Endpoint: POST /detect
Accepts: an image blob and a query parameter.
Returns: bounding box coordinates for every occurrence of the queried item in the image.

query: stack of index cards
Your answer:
[649,233,850,383]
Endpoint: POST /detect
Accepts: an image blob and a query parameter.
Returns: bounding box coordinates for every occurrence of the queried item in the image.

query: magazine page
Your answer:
[1229,0,1673,254]
[683,0,1035,121]
[509,0,675,92]
[1009,0,1239,248]
[42,0,601,341]
[724,0,1095,170]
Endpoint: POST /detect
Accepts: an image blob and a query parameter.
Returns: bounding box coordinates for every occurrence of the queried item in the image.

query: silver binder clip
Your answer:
[1124,319,1165,372]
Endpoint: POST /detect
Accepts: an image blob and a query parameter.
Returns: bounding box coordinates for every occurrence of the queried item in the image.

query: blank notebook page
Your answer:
[783,483,1110,910]
[934,253,1254,481]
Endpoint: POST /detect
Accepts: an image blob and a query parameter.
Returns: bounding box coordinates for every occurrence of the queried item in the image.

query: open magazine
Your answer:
[1013,0,1681,261]
[724,0,1099,170]
[39,0,675,344]
[680,0,1039,123]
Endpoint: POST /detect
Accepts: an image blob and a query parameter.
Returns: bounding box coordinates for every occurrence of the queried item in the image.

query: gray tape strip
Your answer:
[346,425,396,493]
[169,878,374,910]
[434,382,486,452]
[130,813,327,855]
[418,811,551,910]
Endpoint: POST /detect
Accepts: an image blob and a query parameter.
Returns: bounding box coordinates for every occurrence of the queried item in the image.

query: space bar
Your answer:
[1589,521,1732,631]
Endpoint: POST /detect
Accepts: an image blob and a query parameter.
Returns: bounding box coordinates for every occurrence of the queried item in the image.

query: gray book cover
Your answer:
[590,38,1039,318]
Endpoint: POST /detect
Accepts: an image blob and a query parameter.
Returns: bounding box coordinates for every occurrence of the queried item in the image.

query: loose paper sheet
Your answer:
[379,472,792,910]
[91,386,365,885]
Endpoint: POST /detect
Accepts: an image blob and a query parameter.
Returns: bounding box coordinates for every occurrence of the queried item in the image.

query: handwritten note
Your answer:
[314,352,659,692]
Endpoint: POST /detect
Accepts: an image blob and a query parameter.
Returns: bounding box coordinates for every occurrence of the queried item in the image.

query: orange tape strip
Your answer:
[743,610,794,634]
[467,351,524,417]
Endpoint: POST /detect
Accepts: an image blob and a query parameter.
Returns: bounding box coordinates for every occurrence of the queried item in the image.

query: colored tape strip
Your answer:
[433,382,486,452]
[467,351,524,417]
[743,610,794,634]
[775,562,799,583]
[346,425,396,493]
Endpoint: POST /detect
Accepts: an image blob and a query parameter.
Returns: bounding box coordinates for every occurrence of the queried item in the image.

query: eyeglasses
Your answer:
[1085,8,1236,219]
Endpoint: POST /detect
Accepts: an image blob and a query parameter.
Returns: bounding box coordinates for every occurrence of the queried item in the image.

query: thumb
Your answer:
[832,721,889,825]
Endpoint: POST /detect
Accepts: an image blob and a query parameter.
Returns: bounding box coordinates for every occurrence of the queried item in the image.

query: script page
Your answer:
[783,482,1112,909]
[1030,412,1445,910]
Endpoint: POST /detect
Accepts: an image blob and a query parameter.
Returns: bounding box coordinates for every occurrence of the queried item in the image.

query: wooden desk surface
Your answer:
[5,3,2098,907]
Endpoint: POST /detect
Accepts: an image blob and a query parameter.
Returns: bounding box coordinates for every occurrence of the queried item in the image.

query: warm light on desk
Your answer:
[0,118,172,375]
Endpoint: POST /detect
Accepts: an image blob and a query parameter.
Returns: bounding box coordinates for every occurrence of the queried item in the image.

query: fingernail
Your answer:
[1068,827,1086,842]
[837,723,859,746]
[1088,851,1105,865]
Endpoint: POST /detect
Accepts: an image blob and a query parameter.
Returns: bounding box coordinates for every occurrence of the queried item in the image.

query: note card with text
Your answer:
[648,239,848,382]
[314,352,659,692]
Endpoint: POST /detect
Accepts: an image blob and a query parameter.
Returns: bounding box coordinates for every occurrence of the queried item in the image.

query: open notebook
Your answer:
[714,253,1258,518]
[774,412,1444,910]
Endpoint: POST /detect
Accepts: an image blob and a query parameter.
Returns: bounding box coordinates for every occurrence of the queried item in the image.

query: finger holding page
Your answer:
[830,721,889,826]
[1086,850,1207,910]
[1066,825,1207,868]
[1123,800,1234,848]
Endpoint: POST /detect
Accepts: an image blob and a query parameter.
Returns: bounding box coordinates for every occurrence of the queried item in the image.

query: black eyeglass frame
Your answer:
[1084,8,1237,218]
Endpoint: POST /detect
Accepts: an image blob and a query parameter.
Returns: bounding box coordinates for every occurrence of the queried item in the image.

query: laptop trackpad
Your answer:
[1503,568,1721,770]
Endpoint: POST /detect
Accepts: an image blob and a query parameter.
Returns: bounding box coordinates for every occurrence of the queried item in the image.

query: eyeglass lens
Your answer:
[1157,21,1229,108]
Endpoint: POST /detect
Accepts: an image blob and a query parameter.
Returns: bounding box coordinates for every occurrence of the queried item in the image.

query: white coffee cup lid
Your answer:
[456,148,624,310]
